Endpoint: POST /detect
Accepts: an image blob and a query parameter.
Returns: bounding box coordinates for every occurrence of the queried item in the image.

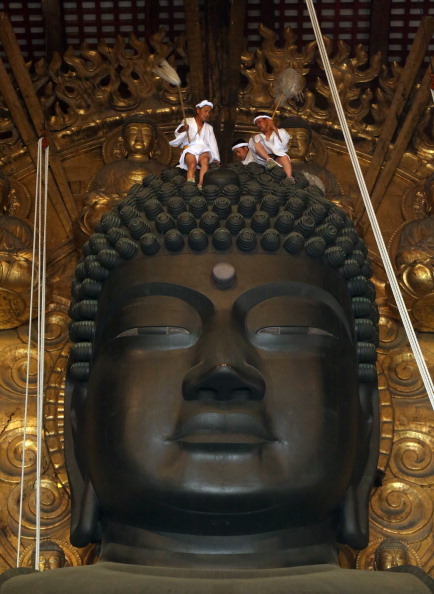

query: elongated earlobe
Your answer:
[339,383,379,549]
[70,478,101,547]
[65,377,101,547]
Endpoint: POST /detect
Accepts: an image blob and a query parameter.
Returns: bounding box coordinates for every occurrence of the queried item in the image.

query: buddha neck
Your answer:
[99,519,339,570]
[127,152,152,162]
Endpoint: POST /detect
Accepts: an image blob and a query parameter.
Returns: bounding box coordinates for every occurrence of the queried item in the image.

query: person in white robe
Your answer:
[249,114,294,180]
[169,100,220,188]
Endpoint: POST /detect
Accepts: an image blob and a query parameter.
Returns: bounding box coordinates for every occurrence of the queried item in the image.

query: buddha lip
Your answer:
[170,412,275,443]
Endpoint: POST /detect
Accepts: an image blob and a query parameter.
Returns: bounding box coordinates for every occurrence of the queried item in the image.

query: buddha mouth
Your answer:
[169,412,276,445]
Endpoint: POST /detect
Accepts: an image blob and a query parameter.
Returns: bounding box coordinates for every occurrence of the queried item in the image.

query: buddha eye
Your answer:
[252,326,337,350]
[113,326,194,350]
[256,326,335,337]
[116,326,190,338]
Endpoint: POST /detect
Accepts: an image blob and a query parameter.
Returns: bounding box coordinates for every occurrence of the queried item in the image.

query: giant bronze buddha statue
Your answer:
[1,168,432,593]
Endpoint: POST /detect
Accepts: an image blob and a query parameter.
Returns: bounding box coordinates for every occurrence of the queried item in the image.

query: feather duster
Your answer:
[153,59,190,141]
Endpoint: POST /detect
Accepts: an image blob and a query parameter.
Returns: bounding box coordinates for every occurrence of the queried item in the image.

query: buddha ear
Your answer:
[64,375,101,547]
[339,381,379,549]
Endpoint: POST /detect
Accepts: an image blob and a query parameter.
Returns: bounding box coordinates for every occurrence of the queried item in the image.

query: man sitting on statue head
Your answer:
[169,100,220,190]
[249,113,294,180]
[2,168,433,593]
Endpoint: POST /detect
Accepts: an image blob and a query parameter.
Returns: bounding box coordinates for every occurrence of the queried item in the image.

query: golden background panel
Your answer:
[369,479,433,540]
[389,431,434,486]
[6,478,70,538]
[0,422,48,484]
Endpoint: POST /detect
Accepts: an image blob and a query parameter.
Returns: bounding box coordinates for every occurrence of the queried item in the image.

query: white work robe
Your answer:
[249,129,291,165]
[169,118,220,169]
[240,148,256,165]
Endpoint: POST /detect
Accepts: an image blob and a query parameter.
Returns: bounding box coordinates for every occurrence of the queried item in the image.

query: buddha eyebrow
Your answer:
[107,281,214,319]
[233,281,353,339]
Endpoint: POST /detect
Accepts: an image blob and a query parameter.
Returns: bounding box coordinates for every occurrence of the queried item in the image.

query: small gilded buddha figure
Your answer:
[30,541,68,573]
[374,539,410,571]
[76,115,166,244]
[2,168,433,593]
[0,174,35,329]
[88,114,165,200]
[281,116,357,222]
[372,539,432,588]
[396,174,434,300]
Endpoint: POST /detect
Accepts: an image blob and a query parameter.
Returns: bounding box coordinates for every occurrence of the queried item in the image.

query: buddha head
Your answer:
[66,169,379,557]
[121,114,157,160]
[30,540,67,572]
[281,116,312,162]
[374,539,410,571]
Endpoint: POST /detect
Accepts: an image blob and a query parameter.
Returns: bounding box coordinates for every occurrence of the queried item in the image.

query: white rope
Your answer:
[16,141,41,567]
[35,138,49,569]
[17,138,49,569]
[304,0,434,407]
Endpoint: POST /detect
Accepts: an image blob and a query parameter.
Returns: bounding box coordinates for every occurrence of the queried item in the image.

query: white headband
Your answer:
[196,100,214,108]
[232,142,249,150]
[253,114,272,123]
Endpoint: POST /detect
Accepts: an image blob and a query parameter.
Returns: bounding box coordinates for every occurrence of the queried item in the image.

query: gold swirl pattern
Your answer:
[6,478,70,538]
[377,315,407,353]
[389,431,434,486]
[381,347,426,398]
[17,298,70,352]
[0,343,52,401]
[0,421,50,483]
[370,479,433,539]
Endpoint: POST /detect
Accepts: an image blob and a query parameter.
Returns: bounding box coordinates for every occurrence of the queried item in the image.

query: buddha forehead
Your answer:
[69,174,378,385]
[94,251,355,350]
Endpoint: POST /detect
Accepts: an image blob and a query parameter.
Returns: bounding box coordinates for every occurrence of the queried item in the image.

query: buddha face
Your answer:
[83,251,362,534]
[375,544,409,570]
[124,122,154,157]
[287,127,310,162]
[33,547,65,571]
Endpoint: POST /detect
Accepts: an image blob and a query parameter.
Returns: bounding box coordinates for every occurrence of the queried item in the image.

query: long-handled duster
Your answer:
[153,59,190,142]
[272,67,306,140]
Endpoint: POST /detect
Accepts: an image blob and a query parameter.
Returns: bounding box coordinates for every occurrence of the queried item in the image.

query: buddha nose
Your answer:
[182,362,265,402]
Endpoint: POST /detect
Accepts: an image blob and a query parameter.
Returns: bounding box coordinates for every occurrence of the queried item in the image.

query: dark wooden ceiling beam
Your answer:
[144,0,160,43]
[365,16,434,205]
[369,0,392,63]
[220,0,247,162]
[0,12,78,226]
[260,0,275,32]
[184,0,205,103]
[41,0,65,61]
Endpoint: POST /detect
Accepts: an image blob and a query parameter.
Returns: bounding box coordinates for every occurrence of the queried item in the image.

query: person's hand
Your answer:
[179,123,189,133]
